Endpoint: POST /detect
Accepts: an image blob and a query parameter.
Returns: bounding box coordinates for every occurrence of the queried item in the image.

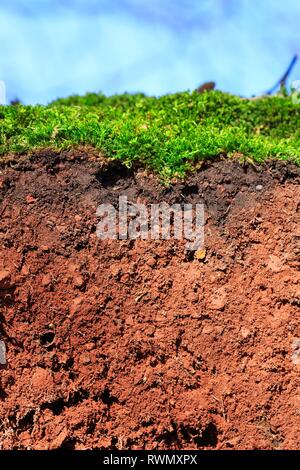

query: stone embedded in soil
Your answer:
[208,287,227,310]
[146,257,157,267]
[86,342,95,351]
[25,194,37,204]
[69,296,85,315]
[68,262,81,274]
[291,339,300,365]
[240,327,251,339]
[48,426,69,450]
[110,265,121,277]
[0,270,11,289]
[41,274,52,287]
[267,254,285,272]
[40,245,50,252]
[74,275,85,288]
[0,341,6,365]
[215,260,227,272]
[20,264,30,276]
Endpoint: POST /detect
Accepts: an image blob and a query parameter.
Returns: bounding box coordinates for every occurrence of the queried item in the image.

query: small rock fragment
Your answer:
[240,327,251,339]
[202,325,214,334]
[267,254,284,273]
[146,257,157,267]
[74,275,84,288]
[215,261,227,272]
[26,194,37,204]
[0,270,11,289]
[49,427,69,450]
[256,185,263,191]
[41,274,52,287]
[292,339,300,365]
[110,265,121,277]
[0,340,6,365]
[194,248,206,261]
[208,287,227,310]
[69,296,84,315]
[20,265,30,276]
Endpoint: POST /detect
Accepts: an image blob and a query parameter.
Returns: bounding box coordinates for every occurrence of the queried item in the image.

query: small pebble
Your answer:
[74,275,84,288]
[26,194,37,204]
[41,274,52,287]
[256,185,263,191]
[240,327,251,339]
[86,342,95,351]
[292,339,300,365]
[69,296,84,315]
[146,257,156,267]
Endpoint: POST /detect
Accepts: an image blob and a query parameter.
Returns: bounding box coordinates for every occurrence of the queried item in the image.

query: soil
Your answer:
[0,150,299,450]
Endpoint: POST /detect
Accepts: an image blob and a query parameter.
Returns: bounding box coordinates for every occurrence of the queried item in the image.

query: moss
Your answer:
[0,90,300,180]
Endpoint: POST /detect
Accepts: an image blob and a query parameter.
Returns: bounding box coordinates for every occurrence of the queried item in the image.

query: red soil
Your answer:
[0,152,299,450]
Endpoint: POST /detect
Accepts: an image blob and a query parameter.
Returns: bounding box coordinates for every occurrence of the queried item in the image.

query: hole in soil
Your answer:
[43,398,65,415]
[59,438,77,450]
[18,409,35,431]
[68,388,90,405]
[195,423,218,447]
[75,241,88,251]
[181,184,199,196]
[158,428,179,447]
[86,421,96,435]
[68,371,78,381]
[99,387,119,406]
[180,422,218,448]
[259,284,268,291]
[96,163,134,188]
[64,357,74,370]
[184,250,195,262]
[41,389,90,415]
[0,388,8,400]
[39,331,55,347]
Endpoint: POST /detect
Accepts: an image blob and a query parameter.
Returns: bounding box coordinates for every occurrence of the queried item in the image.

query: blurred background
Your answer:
[1,0,300,104]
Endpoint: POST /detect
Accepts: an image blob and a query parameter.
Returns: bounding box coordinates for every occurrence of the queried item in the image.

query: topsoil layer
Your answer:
[0,151,299,450]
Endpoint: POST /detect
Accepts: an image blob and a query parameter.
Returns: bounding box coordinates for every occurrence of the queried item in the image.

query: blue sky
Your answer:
[1,0,300,104]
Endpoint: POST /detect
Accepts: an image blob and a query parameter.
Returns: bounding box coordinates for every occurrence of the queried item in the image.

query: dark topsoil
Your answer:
[0,150,299,449]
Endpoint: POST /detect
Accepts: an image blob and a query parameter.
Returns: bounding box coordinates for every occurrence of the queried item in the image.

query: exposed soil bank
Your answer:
[0,152,299,449]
